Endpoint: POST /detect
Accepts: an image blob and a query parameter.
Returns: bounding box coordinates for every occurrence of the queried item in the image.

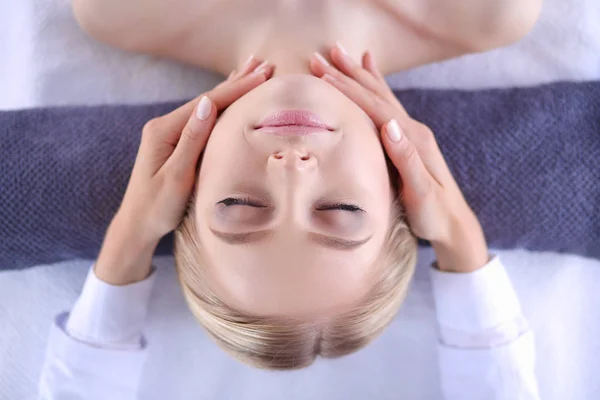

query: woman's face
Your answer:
[195,74,394,319]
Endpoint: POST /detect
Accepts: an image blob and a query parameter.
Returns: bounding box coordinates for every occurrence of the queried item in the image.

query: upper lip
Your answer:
[256,110,334,130]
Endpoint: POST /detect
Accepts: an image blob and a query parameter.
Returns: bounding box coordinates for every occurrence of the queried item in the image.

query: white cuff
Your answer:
[430,256,526,344]
[40,313,148,399]
[65,265,156,350]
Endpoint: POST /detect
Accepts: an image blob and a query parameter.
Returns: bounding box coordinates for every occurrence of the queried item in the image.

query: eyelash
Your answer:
[316,203,364,213]
[218,197,266,208]
[217,198,364,213]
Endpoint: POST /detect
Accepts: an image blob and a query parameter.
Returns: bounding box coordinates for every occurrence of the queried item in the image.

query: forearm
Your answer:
[40,214,158,398]
[40,268,155,399]
[95,211,160,285]
[430,256,540,400]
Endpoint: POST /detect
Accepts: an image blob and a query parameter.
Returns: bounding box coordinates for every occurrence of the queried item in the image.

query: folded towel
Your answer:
[395,82,600,259]
[1,81,598,270]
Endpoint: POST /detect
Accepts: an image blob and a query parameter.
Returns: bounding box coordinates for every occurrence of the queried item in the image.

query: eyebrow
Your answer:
[210,228,372,251]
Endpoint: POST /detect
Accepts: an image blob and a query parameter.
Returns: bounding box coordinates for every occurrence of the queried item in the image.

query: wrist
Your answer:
[431,212,489,273]
[95,213,160,285]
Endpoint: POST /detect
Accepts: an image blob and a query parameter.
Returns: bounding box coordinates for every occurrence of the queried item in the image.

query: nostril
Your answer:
[273,153,284,160]
[300,156,310,161]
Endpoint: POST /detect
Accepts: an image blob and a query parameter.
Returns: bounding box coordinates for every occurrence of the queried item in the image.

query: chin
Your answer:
[261,74,336,108]
[268,73,327,90]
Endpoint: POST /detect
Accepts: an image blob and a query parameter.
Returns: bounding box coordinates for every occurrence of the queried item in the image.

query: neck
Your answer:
[222,2,378,77]
[237,40,322,76]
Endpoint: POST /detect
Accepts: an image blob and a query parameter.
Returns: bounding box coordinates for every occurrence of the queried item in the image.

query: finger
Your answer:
[231,54,262,80]
[362,51,386,84]
[159,70,269,136]
[362,50,406,106]
[218,62,275,91]
[321,72,406,129]
[312,50,406,119]
[210,67,272,107]
[227,70,237,80]
[310,51,332,77]
[382,119,433,199]
[361,51,398,104]
[165,95,215,177]
[328,42,392,103]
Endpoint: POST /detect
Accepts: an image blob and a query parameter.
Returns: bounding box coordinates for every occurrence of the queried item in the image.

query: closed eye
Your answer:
[316,203,365,213]
[218,198,364,213]
[217,197,267,208]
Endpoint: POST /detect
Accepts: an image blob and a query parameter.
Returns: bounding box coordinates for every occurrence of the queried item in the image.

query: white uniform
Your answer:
[39,256,539,400]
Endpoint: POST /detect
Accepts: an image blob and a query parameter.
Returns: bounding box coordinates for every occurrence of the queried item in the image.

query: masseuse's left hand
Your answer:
[310,45,489,273]
[95,57,274,285]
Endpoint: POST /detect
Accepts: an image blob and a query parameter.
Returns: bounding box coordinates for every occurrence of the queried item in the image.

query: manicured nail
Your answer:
[387,119,402,142]
[242,54,255,69]
[254,60,269,74]
[336,40,349,56]
[196,96,211,120]
[314,52,330,67]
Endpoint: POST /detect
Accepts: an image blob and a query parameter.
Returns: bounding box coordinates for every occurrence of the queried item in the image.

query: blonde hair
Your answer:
[174,197,417,370]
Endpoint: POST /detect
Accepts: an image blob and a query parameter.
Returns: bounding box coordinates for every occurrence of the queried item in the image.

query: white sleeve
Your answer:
[38,265,156,400]
[430,256,540,400]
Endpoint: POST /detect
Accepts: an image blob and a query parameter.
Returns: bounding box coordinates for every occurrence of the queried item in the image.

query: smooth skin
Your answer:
[96,47,487,287]
[73,0,542,78]
[311,45,488,271]
[95,60,276,285]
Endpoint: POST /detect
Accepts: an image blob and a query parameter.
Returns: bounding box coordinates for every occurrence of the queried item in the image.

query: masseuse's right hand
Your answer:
[95,57,274,285]
[311,45,489,273]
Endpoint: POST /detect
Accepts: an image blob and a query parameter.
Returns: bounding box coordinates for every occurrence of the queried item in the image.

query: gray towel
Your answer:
[1,81,599,270]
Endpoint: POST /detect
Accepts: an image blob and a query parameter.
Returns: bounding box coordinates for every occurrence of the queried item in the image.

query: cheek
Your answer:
[198,122,250,181]
[343,135,391,191]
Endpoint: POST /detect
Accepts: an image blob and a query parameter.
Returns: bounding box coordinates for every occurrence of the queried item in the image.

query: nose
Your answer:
[268,149,318,172]
[267,149,317,229]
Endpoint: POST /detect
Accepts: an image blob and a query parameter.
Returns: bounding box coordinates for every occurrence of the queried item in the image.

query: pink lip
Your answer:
[256,110,333,135]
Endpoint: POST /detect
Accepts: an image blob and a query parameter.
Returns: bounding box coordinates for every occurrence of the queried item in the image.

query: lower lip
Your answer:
[256,110,333,135]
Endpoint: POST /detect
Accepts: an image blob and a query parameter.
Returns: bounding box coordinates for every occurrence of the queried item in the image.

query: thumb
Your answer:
[382,119,432,200]
[167,96,215,177]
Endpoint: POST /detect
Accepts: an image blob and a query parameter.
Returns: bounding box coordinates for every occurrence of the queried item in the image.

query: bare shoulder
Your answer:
[379,0,543,52]
[71,0,214,53]
[372,0,543,74]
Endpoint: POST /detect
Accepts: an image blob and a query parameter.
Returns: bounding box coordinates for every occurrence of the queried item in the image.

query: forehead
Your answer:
[197,225,387,318]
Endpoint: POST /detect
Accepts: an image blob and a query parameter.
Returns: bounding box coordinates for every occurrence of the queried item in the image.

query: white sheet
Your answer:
[1,0,599,110]
[2,250,600,400]
[1,0,600,399]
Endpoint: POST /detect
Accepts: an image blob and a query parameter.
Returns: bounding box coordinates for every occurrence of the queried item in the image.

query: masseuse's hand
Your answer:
[311,44,488,273]
[95,57,275,285]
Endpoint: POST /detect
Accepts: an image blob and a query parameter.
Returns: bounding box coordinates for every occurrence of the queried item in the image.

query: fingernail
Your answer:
[196,96,211,120]
[336,40,349,56]
[322,73,336,82]
[253,60,269,74]
[387,119,402,142]
[242,54,255,69]
[314,52,330,67]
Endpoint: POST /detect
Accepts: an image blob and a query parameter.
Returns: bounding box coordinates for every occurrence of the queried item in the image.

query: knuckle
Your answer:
[402,141,419,163]
[373,93,387,105]
[413,122,437,148]
[350,63,364,76]
[142,118,163,136]
[180,125,198,143]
